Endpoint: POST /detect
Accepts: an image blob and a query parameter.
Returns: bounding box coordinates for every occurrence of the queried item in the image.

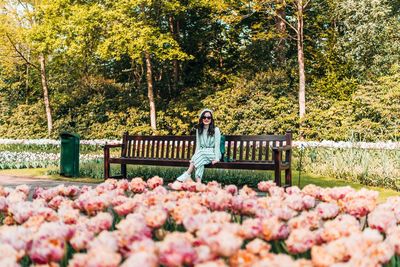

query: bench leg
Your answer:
[273,149,282,186]
[274,167,282,186]
[121,164,127,179]
[285,168,292,187]
[104,149,110,179]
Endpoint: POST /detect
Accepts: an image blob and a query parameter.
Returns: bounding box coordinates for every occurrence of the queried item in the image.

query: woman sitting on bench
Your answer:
[176,108,221,183]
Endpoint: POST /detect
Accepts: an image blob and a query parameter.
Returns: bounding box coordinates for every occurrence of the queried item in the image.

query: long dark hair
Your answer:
[196,111,216,136]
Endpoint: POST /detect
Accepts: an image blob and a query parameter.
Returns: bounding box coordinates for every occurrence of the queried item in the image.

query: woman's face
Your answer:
[201,112,212,126]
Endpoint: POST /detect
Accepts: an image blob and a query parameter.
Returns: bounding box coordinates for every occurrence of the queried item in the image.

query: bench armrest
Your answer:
[271,145,292,152]
[103,143,123,149]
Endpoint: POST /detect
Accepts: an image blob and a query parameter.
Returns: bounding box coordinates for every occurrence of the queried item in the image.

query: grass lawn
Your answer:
[0,168,398,202]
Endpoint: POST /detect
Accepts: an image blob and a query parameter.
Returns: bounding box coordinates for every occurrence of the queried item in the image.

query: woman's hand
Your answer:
[211,160,219,165]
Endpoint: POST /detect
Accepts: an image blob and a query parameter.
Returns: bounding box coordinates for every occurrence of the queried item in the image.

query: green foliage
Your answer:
[0,0,399,141]
[335,0,400,77]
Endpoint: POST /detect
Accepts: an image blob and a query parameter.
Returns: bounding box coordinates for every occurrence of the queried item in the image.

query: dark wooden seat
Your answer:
[104,131,293,187]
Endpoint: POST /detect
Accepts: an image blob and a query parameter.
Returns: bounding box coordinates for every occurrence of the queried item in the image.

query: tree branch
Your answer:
[304,0,311,9]
[274,13,298,33]
[5,33,39,70]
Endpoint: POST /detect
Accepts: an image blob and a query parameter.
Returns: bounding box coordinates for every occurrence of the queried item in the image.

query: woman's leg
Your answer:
[194,165,205,183]
[187,161,195,174]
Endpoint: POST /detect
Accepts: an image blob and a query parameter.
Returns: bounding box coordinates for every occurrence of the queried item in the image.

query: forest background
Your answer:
[1,0,399,141]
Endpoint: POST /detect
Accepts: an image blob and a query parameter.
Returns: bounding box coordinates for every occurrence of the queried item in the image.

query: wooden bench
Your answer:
[104,131,293,187]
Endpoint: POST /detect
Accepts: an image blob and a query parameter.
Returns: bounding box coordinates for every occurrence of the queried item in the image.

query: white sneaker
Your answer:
[177,172,191,182]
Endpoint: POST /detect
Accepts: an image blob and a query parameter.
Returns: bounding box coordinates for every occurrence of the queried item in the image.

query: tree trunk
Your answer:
[297,0,306,139]
[275,0,287,64]
[169,15,179,96]
[144,51,157,131]
[297,0,306,125]
[39,54,53,136]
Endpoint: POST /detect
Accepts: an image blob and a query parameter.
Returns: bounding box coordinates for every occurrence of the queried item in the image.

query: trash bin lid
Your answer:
[60,131,80,139]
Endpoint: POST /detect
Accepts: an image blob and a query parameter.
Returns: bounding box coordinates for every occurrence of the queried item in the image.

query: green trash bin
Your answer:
[60,132,80,177]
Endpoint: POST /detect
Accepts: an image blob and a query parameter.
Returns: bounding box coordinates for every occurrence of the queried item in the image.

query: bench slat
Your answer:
[233,140,237,160]
[155,140,159,158]
[166,140,170,159]
[227,140,231,160]
[176,140,181,159]
[181,140,186,159]
[132,140,137,157]
[150,140,155,158]
[161,140,165,159]
[252,141,256,161]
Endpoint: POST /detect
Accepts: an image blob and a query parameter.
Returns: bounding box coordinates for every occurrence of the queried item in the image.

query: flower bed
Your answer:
[0,179,399,266]
[0,152,102,169]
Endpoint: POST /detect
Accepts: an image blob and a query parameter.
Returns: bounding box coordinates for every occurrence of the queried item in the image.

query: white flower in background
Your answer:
[0,139,121,146]
[293,140,400,150]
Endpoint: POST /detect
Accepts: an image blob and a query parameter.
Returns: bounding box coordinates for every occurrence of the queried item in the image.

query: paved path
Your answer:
[0,175,95,188]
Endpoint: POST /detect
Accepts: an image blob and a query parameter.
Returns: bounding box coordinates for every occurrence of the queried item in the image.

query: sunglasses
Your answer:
[202,116,212,120]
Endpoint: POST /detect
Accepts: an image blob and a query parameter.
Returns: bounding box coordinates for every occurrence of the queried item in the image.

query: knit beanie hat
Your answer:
[199,108,214,119]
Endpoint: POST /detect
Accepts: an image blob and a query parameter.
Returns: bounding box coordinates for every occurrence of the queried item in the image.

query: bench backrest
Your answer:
[121,131,292,162]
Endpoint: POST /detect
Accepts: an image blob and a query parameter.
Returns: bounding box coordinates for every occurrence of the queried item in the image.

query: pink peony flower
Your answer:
[285,194,304,211]
[341,188,378,218]
[320,214,360,242]
[145,207,168,228]
[88,231,118,252]
[286,228,316,254]
[302,184,322,198]
[224,185,238,196]
[129,178,147,193]
[0,243,24,261]
[245,238,271,256]
[86,212,113,234]
[0,225,32,252]
[15,185,30,196]
[261,216,289,241]
[285,186,301,195]
[0,196,7,211]
[70,228,94,251]
[368,206,397,233]
[288,211,320,231]
[239,218,262,239]
[315,202,340,220]
[268,187,285,198]
[57,206,80,225]
[69,248,121,267]
[239,185,257,197]
[30,239,65,263]
[257,181,276,192]
[387,226,400,255]
[203,191,232,211]
[113,199,137,216]
[328,186,355,201]
[194,245,217,264]
[183,213,210,233]
[302,195,316,210]
[116,214,152,251]
[121,251,158,267]
[147,176,164,190]
[7,201,35,224]
[158,232,197,267]
[240,198,258,215]
[195,259,228,267]
[206,230,243,257]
